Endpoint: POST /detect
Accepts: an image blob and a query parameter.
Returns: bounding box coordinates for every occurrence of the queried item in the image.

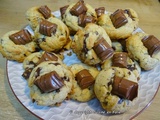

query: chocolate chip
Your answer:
[75,69,94,89]
[82,33,89,54]
[95,7,105,17]
[34,71,64,93]
[111,76,138,101]
[35,67,41,78]
[39,20,57,36]
[22,67,33,79]
[70,0,87,16]
[142,35,160,56]
[93,37,114,61]
[38,5,51,19]
[110,9,128,28]
[9,29,32,45]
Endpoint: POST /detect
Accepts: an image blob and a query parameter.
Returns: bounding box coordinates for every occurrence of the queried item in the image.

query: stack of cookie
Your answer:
[0,0,160,114]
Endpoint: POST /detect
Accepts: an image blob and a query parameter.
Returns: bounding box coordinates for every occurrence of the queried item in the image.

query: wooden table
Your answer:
[0,0,160,120]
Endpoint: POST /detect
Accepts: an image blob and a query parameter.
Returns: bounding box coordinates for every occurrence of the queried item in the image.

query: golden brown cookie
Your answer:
[97,8,139,40]
[69,63,99,102]
[0,29,37,62]
[126,32,160,70]
[71,23,114,66]
[34,17,70,52]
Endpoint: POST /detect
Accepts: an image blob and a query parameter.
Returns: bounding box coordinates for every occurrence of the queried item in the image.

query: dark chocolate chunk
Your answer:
[60,5,69,18]
[22,67,33,79]
[75,69,94,89]
[9,29,32,45]
[35,67,41,78]
[142,35,160,56]
[70,0,87,16]
[95,7,105,17]
[110,9,128,28]
[78,14,95,27]
[34,71,64,93]
[82,33,89,54]
[111,76,138,101]
[37,51,58,65]
[39,20,57,36]
[93,37,114,61]
[112,52,128,68]
[38,5,51,19]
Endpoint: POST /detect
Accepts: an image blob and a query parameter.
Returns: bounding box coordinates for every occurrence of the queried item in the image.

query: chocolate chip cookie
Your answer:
[126,32,160,70]
[60,0,97,34]
[71,23,114,66]
[0,29,37,62]
[28,61,73,106]
[97,8,139,40]
[94,67,138,113]
[34,17,70,52]
[69,63,99,102]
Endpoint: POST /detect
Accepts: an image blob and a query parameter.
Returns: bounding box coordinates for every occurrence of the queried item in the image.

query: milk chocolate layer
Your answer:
[34,71,64,93]
[111,76,138,101]
[9,29,32,45]
[78,14,95,27]
[112,52,128,68]
[37,51,58,65]
[39,20,57,36]
[70,0,87,16]
[75,69,94,89]
[60,5,69,18]
[38,5,51,19]
[142,35,160,56]
[93,37,114,61]
[110,9,128,28]
[95,7,105,17]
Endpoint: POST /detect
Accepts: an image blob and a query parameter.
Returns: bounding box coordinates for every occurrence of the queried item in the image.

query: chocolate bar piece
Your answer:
[70,0,87,16]
[60,5,69,18]
[78,14,95,27]
[111,76,138,101]
[39,20,57,36]
[142,35,160,56]
[34,71,64,93]
[95,7,105,17]
[9,29,32,45]
[110,9,128,28]
[112,52,128,68]
[38,5,51,19]
[37,51,58,65]
[75,69,94,89]
[93,37,114,61]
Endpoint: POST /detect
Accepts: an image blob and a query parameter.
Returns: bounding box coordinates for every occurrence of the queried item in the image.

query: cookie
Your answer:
[94,67,138,113]
[28,61,73,106]
[26,5,54,30]
[101,52,141,81]
[0,29,37,62]
[126,32,160,70]
[97,8,139,40]
[34,17,70,52]
[22,51,63,80]
[60,0,97,34]
[71,23,114,66]
[69,63,99,102]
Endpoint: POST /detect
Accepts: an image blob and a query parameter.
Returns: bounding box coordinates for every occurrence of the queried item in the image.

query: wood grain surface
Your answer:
[0,0,160,120]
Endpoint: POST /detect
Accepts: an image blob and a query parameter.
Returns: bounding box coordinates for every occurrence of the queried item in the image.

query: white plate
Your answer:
[7,11,160,120]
